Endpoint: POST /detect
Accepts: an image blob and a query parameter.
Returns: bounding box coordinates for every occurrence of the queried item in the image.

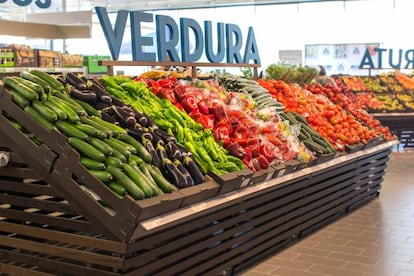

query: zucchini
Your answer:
[48,96,80,123]
[10,89,30,109]
[24,106,55,131]
[32,100,58,122]
[15,76,46,99]
[89,115,127,137]
[89,170,113,183]
[148,164,175,193]
[123,163,153,198]
[30,70,65,92]
[138,164,163,196]
[75,123,106,139]
[56,120,89,141]
[105,156,124,168]
[73,98,101,117]
[80,157,106,170]
[80,116,113,137]
[118,134,152,163]
[89,137,113,156]
[20,70,50,89]
[108,137,137,154]
[129,154,145,166]
[68,137,106,162]
[291,111,308,125]
[106,181,126,197]
[43,100,68,120]
[303,139,325,155]
[111,147,127,163]
[3,77,39,101]
[104,138,131,159]
[107,166,145,200]
[53,91,86,116]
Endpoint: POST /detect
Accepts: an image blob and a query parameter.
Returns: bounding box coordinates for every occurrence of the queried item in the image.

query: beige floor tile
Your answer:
[239,148,414,276]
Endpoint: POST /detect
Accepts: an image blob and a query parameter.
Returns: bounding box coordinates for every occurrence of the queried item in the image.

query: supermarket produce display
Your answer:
[0,66,399,275]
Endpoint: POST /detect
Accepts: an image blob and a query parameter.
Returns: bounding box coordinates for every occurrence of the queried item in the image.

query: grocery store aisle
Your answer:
[240,146,414,276]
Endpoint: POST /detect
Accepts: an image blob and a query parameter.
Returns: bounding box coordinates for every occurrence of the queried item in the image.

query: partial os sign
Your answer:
[0,0,51,9]
[95,6,261,64]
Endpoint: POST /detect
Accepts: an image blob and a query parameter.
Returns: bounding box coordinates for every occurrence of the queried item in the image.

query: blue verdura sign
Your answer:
[95,6,261,64]
[0,0,51,9]
[360,47,414,69]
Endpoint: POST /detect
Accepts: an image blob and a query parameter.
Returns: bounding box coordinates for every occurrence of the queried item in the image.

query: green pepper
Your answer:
[196,146,215,172]
[183,127,195,143]
[164,108,185,127]
[215,161,239,172]
[154,117,174,130]
[226,155,246,170]
[204,136,220,161]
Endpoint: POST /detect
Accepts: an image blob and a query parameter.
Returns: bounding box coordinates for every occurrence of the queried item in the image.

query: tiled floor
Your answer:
[240,146,414,276]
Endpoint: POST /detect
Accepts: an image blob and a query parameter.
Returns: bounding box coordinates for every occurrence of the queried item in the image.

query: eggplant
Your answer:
[154,128,177,144]
[69,87,97,104]
[110,106,131,127]
[90,83,109,98]
[156,144,169,162]
[100,95,113,105]
[93,101,111,110]
[66,72,88,90]
[163,159,187,188]
[174,159,194,187]
[110,96,124,107]
[144,138,161,167]
[128,127,153,142]
[56,75,67,86]
[116,106,136,127]
[183,156,205,185]
[152,132,165,147]
[165,141,182,161]
[101,112,118,124]
[134,112,148,127]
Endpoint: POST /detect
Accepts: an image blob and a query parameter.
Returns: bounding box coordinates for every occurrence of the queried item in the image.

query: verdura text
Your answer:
[360,47,414,69]
[95,6,261,64]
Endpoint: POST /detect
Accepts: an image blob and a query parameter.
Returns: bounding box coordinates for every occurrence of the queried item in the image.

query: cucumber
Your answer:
[313,136,335,153]
[118,134,152,163]
[80,116,113,137]
[14,76,45,98]
[24,106,56,131]
[111,148,127,163]
[56,120,89,141]
[43,100,68,120]
[73,98,101,117]
[299,127,312,140]
[104,138,131,159]
[48,96,80,123]
[89,170,113,183]
[129,154,145,166]
[107,166,145,200]
[106,181,126,197]
[3,77,39,101]
[108,137,137,154]
[148,165,175,193]
[291,111,308,125]
[89,115,127,137]
[32,100,58,122]
[10,89,30,109]
[136,163,161,196]
[123,163,153,198]
[53,91,86,116]
[89,137,113,156]
[303,139,325,155]
[106,156,124,168]
[20,70,51,89]
[30,70,65,92]
[68,137,106,162]
[75,123,106,139]
[80,157,106,170]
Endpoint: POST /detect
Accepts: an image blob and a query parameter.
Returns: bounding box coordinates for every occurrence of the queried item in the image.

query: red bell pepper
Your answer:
[233,124,249,140]
[198,100,209,115]
[174,84,187,101]
[260,142,275,161]
[197,114,215,129]
[226,142,246,159]
[213,104,228,122]
[248,141,260,158]
[214,126,231,145]
[258,154,270,169]
[181,95,198,113]
[189,109,202,121]
[159,88,177,104]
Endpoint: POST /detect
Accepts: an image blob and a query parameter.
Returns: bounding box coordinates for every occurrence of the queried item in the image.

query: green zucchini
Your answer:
[108,137,137,154]
[3,77,39,101]
[105,156,124,168]
[80,157,106,170]
[53,91,86,116]
[10,89,30,109]
[89,170,113,183]
[43,100,68,120]
[111,147,127,163]
[118,134,152,163]
[303,139,325,154]
[148,164,175,193]
[80,116,113,137]
[14,76,45,98]
[68,137,106,162]
[129,154,145,166]
[123,163,153,198]
[56,120,89,141]
[89,137,113,156]
[32,100,58,122]
[75,123,106,139]
[24,106,55,131]
[89,116,127,137]
[73,98,101,117]
[107,166,145,200]
[106,181,126,197]
[20,70,51,89]
[48,96,80,123]
[104,138,131,159]
[30,70,65,92]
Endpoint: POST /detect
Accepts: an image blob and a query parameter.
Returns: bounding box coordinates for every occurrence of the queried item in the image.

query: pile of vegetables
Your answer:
[4,70,202,200]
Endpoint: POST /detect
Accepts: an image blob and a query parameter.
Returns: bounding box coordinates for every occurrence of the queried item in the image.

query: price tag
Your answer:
[277,169,286,177]
[240,177,250,188]
[265,172,274,182]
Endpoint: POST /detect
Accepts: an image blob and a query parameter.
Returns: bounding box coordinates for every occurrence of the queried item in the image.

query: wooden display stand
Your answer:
[372,113,414,147]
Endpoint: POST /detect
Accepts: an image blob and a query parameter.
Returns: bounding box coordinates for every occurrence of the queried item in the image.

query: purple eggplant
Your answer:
[183,156,205,185]
[69,87,97,104]
[66,72,88,90]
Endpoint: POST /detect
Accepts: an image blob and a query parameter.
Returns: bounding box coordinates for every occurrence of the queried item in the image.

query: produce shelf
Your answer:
[0,132,397,274]
[372,113,414,147]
